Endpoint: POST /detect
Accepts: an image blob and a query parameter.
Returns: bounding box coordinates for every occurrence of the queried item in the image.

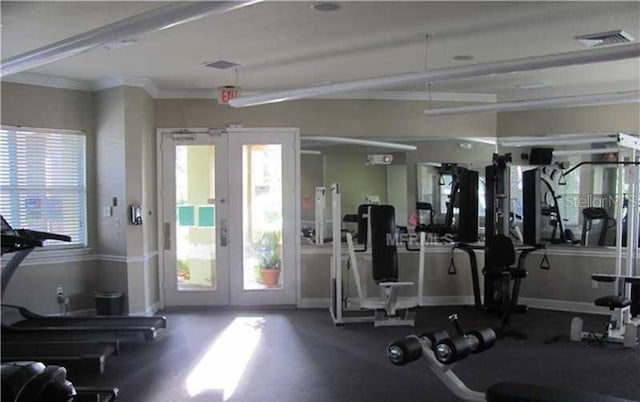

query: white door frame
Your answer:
[226,128,300,306]
[156,127,300,308]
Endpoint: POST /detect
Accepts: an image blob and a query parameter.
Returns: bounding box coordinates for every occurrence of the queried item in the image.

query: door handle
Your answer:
[163,222,171,250]
[220,218,228,247]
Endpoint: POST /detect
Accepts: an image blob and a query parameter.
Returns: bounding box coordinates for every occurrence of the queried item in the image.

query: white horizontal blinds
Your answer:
[0,128,87,247]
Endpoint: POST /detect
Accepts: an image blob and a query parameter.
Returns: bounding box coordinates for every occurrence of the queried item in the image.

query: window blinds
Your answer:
[0,128,87,247]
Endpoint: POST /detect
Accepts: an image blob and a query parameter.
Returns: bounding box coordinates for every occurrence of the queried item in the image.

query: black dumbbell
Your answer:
[434,315,497,364]
[18,364,76,402]
[387,336,423,366]
[434,335,475,364]
[2,361,47,401]
[468,327,496,353]
[419,330,450,349]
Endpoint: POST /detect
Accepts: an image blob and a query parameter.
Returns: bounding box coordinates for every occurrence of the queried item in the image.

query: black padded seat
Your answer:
[486,382,637,402]
[594,295,631,310]
[510,268,528,279]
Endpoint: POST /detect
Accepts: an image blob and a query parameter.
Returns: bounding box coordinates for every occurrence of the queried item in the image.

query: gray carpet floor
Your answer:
[69,306,640,402]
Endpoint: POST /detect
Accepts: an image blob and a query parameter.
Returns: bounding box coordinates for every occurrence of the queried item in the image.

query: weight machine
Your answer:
[329,183,426,327]
[569,133,640,348]
[483,154,546,339]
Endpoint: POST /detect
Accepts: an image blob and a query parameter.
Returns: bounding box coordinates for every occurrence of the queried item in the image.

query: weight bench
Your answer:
[388,315,637,402]
[571,274,640,348]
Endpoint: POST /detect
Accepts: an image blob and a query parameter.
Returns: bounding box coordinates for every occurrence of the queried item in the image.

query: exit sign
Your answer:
[218,86,240,104]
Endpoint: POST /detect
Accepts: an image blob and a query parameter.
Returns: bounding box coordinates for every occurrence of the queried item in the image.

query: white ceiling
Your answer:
[1,1,639,101]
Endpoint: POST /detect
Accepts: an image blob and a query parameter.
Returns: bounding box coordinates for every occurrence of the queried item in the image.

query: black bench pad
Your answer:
[486,382,637,402]
[592,274,640,284]
[595,295,631,309]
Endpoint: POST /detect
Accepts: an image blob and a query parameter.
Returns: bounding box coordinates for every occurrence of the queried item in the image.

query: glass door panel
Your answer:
[175,145,217,291]
[229,129,298,306]
[242,144,283,290]
[161,132,229,306]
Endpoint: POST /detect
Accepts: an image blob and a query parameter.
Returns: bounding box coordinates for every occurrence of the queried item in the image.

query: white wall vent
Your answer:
[575,30,635,47]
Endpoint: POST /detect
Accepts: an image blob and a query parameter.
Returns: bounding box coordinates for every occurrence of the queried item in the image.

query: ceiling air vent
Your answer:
[575,30,634,47]
[203,60,240,70]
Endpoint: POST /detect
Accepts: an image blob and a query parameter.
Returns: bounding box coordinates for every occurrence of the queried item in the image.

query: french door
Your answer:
[159,128,299,306]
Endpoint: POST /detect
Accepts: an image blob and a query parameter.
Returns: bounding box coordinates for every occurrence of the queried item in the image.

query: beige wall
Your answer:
[3,259,99,315]
[497,103,640,137]
[95,87,127,256]
[94,86,159,314]
[300,246,627,313]
[124,87,158,314]
[2,81,636,315]
[323,147,388,218]
[1,82,97,248]
[300,154,324,224]
[155,99,497,138]
[1,83,99,312]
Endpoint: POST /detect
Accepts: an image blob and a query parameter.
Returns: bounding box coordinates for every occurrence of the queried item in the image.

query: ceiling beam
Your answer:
[229,43,640,108]
[424,91,640,116]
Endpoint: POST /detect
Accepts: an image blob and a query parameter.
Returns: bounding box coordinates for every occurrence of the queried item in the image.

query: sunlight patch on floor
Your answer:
[186,316,264,400]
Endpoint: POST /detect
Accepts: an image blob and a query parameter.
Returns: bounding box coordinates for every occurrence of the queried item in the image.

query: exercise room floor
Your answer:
[70,306,640,402]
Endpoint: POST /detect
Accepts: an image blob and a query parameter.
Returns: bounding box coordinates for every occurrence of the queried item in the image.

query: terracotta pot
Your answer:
[260,268,280,287]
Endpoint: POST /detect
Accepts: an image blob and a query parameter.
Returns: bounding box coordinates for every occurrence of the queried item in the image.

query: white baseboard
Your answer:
[298,295,477,309]
[298,295,610,316]
[144,300,161,316]
[420,295,477,306]
[298,298,330,308]
[128,300,161,317]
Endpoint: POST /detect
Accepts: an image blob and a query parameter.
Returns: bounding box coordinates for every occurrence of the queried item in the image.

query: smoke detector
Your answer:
[575,30,634,47]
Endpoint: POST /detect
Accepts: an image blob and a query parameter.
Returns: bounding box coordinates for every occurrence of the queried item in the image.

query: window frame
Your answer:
[0,125,88,250]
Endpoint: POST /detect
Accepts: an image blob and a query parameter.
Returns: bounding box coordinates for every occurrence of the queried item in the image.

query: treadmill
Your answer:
[1,340,119,375]
[1,215,167,343]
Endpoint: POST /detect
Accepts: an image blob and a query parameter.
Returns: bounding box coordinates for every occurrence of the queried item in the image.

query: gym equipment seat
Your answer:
[483,234,528,339]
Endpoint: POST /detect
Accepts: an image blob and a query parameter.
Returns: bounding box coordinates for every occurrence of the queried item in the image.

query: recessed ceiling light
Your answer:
[453,55,475,61]
[312,2,340,12]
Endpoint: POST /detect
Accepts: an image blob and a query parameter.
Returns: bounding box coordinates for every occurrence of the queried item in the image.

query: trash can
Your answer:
[94,291,124,316]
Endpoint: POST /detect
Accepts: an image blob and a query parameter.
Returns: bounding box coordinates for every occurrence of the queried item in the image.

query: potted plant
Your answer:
[255,230,282,287]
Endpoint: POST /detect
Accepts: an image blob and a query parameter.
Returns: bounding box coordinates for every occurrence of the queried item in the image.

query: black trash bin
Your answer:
[94,291,124,316]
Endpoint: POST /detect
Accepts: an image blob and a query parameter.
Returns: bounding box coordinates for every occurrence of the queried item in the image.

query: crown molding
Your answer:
[1,72,94,91]
[1,72,495,103]
[94,77,159,98]
[1,73,159,98]
[155,89,219,99]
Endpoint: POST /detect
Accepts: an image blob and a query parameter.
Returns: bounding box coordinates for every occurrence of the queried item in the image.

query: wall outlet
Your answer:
[592,280,598,289]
